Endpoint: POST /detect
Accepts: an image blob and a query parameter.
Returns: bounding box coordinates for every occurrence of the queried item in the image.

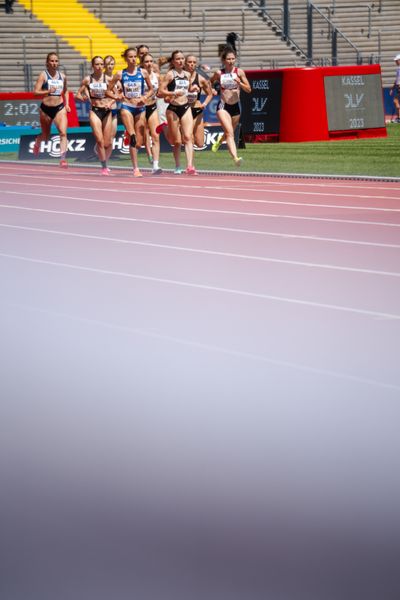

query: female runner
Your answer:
[158,50,196,175]
[104,55,120,157]
[107,47,154,177]
[210,47,251,166]
[185,54,213,149]
[33,52,70,168]
[76,56,113,175]
[141,53,163,174]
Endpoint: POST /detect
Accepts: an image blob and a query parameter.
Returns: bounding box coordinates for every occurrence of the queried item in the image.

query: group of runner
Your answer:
[32,44,251,176]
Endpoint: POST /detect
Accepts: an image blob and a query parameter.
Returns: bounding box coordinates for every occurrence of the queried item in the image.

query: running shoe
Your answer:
[123,130,130,145]
[148,155,154,164]
[234,157,242,167]
[59,159,68,169]
[211,134,223,153]
[33,138,40,156]
[156,122,167,135]
[186,166,198,176]
[152,167,163,175]
[174,167,183,175]
[101,167,111,176]
[133,168,143,178]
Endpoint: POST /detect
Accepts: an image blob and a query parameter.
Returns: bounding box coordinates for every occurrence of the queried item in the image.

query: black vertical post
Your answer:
[331,27,337,65]
[283,0,289,41]
[307,1,313,65]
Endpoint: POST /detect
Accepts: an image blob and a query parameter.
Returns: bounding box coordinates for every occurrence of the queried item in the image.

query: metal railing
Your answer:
[20,34,93,68]
[1,33,92,91]
[307,2,362,65]
[201,7,249,44]
[156,34,205,63]
[323,3,379,39]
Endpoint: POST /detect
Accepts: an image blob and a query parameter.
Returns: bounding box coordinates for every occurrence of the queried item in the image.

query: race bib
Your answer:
[221,73,238,90]
[175,79,189,92]
[89,82,107,98]
[187,91,198,104]
[125,81,141,98]
[48,78,64,96]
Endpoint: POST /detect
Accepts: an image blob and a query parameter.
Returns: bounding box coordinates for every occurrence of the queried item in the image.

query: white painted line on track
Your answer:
[7,302,400,393]
[1,203,399,248]
[1,191,399,228]
[2,160,400,184]
[1,175,400,210]
[0,162,400,191]
[1,222,399,278]
[1,252,399,321]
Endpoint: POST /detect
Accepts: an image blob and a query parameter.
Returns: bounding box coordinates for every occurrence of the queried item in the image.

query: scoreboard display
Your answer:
[324,73,385,131]
[240,71,283,135]
[0,92,79,128]
[241,65,386,143]
[0,98,41,127]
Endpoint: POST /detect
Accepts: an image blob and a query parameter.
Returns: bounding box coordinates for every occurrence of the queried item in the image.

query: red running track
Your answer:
[0,161,399,398]
[1,161,400,600]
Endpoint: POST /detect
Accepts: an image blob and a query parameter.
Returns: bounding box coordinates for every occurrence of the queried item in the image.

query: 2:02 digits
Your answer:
[4,102,39,116]
[349,117,364,129]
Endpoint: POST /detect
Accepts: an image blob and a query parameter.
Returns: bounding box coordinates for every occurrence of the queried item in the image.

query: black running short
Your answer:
[216,100,240,117]
[91,106,111,121]
[167,103,190,119]
[40,102,65,120]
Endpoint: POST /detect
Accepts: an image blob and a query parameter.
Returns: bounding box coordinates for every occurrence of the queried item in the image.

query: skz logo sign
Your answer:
[194,128,225,151]
[344,93,365,109]
[252,97,268,114]
[29,135,86,157]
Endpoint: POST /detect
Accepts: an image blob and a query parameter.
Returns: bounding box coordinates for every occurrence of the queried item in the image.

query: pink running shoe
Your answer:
[155,122,167,135]
[101,167,111,176]
[133,168,143,178]
[186,166,198,176]
[59,159,68,169]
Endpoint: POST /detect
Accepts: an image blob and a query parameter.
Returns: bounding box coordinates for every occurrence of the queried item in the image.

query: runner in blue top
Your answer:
[107,47,154,177]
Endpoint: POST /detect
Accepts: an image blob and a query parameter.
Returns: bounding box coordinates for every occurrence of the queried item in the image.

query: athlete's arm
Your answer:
[158,71,174,99]
[62,75,71,112]
[199,75,213,109]
[106,71,123,100]
[75,77,89,102]
[33,72,50,97]
[142,70,154,103]
[236,69,251,94]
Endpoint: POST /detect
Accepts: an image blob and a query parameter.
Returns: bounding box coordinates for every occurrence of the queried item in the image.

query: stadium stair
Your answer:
[16,0,126,68]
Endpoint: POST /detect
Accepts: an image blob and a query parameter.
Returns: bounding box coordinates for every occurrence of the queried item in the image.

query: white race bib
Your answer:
[125,81,141,99]
[175,79,189,92]
[187,91,197,104]
[220,73,238,90]
[89,82,107,98]
[48,78,64,96]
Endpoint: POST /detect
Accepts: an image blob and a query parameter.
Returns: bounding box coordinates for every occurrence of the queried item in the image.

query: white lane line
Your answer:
[2,169,400,199]
[1,203,399,248]
[1,177,400,211]
[1,192,400,229]
[1,252,399,320]
[7,302,400,393]
[2,222,399,278]
[2,163,400,193]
